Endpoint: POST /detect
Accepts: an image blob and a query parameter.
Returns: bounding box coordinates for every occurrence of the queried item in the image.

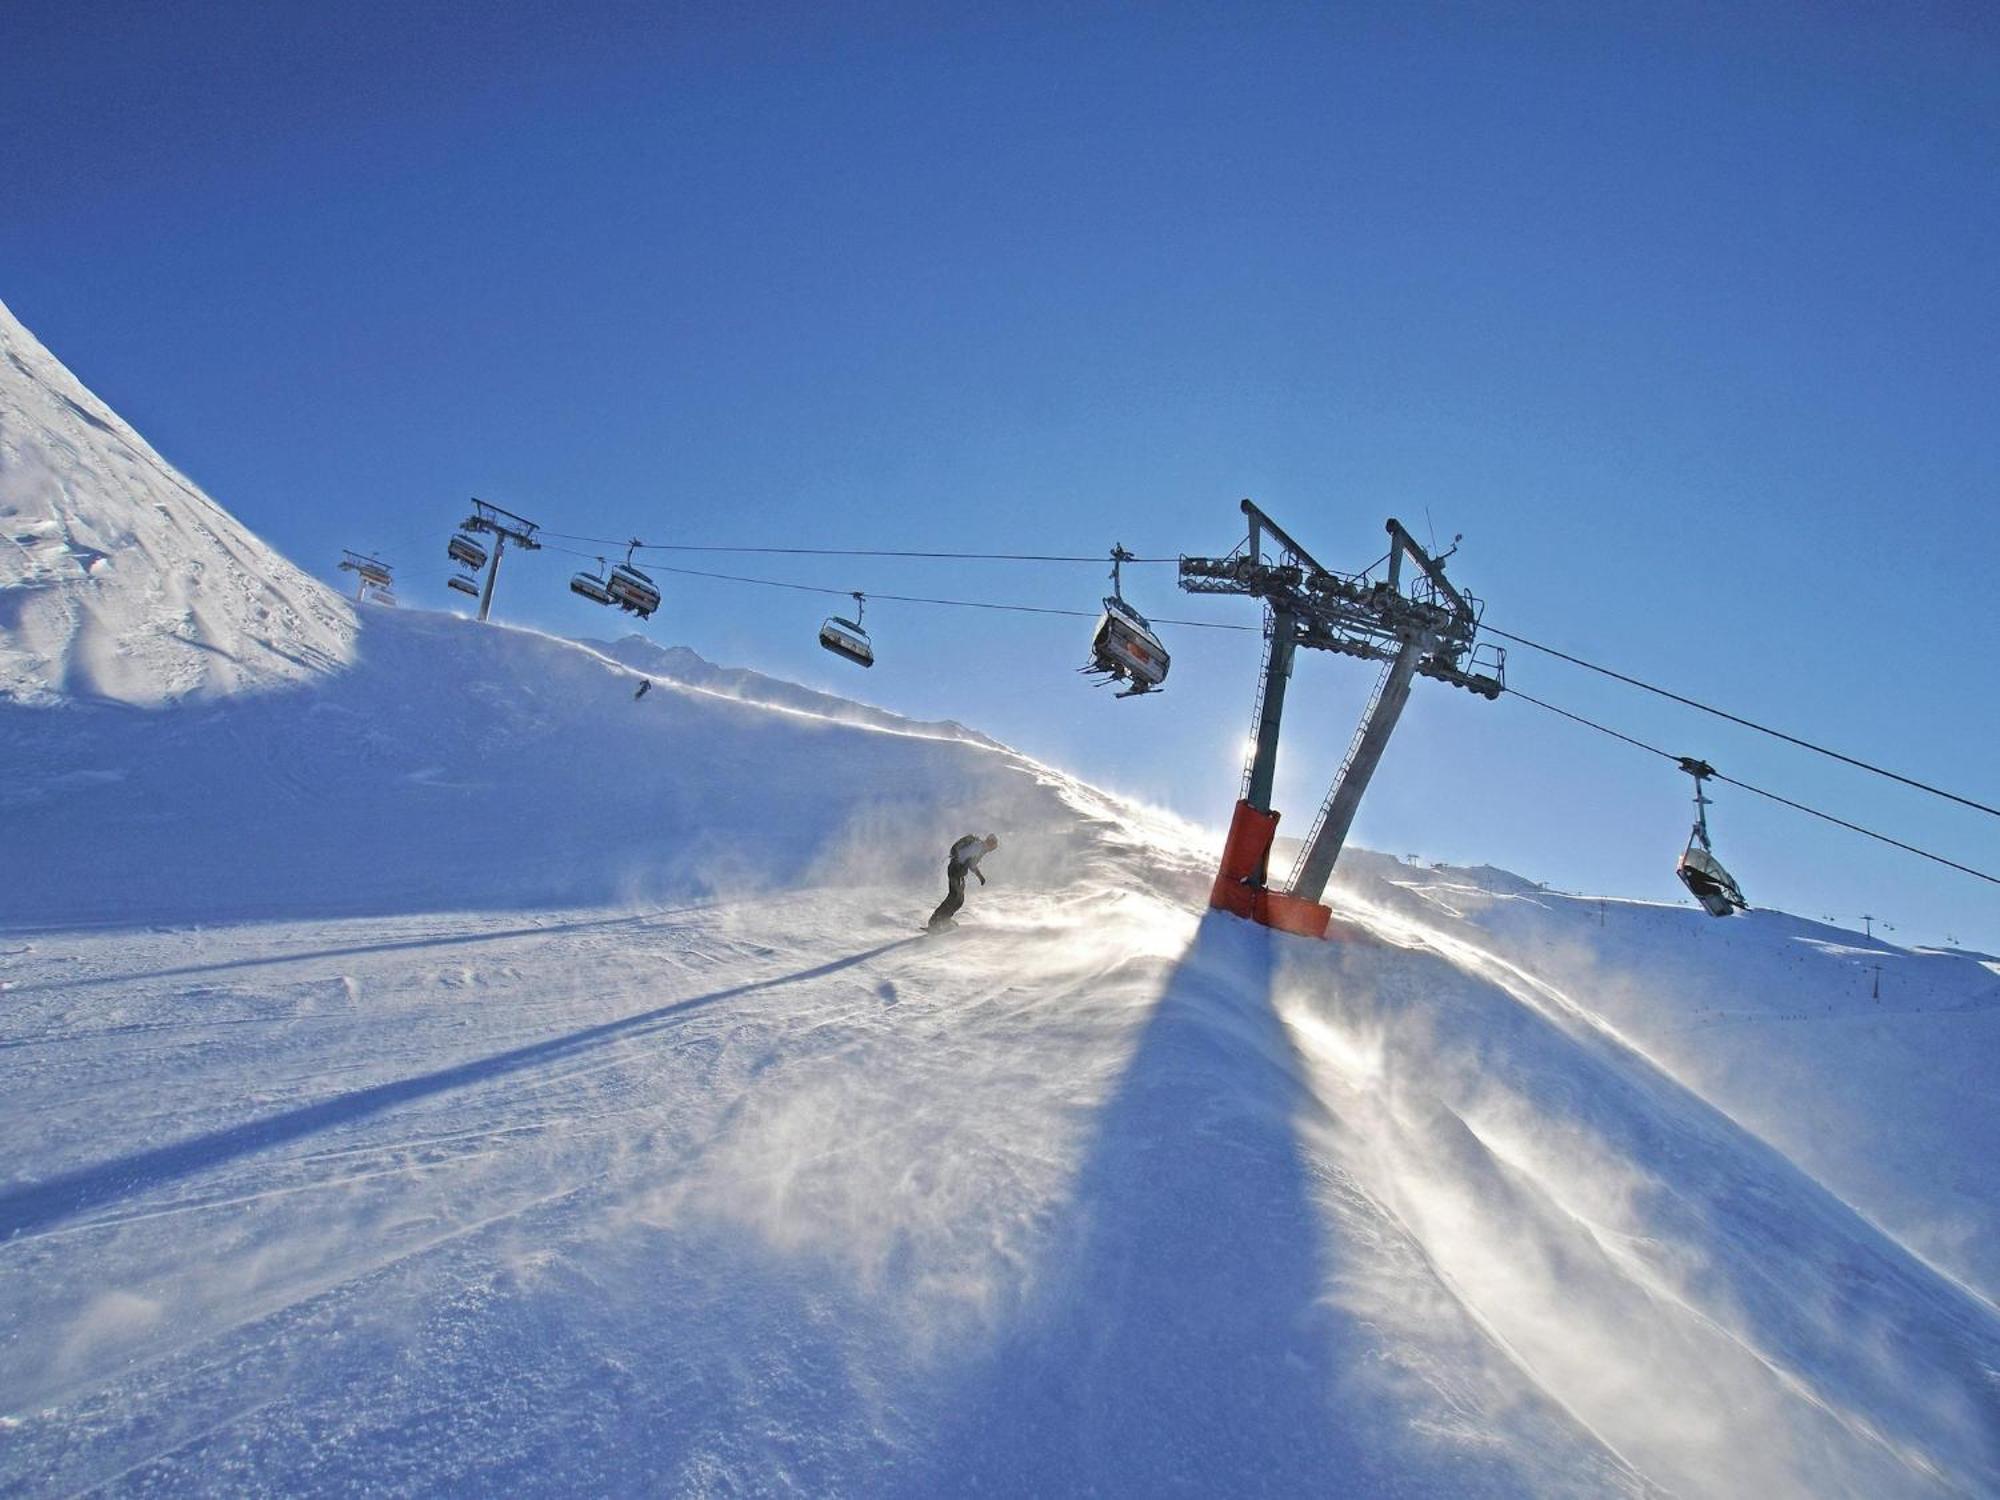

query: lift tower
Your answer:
[458,499,542,623]
[1179,500,1504,938]
[337,550,396,605]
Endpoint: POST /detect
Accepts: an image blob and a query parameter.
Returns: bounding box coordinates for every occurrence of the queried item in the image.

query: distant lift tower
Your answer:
[458,499,542,623]
[1179,500,1505,939]
[338,550,396,605]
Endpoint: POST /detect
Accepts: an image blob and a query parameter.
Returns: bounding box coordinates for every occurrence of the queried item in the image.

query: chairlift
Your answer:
[447,533,487,571]
[1675,757,1748,916]
[356,560,393,588]
[570,558,616,606]
[1083,545,1169,697]
[819,592,874,668]
[605,540,661,619]
[446,574,480,598]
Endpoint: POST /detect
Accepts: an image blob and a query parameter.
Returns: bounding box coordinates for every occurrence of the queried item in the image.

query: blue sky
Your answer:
[5,1,1995,947]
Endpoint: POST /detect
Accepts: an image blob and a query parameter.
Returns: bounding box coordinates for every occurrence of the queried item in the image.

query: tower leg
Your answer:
[477,533,507,623]
[1288,634,1427,904]
[1243,611,1297,813]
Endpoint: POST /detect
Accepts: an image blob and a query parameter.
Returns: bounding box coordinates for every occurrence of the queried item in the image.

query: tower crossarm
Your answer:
[462,497,543,549]
[1179,540,1498,696]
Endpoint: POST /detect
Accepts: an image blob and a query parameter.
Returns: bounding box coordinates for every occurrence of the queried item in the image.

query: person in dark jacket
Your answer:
[928,833,999,931]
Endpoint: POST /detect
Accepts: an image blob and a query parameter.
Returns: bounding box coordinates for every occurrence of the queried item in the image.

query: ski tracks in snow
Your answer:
[5,885,1998,1496]
[0,889,1165,1492]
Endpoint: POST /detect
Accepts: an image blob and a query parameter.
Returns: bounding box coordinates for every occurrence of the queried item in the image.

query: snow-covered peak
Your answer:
[0,298,354,706]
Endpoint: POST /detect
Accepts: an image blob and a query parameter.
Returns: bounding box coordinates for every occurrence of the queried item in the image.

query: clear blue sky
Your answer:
[5,1,1995,948]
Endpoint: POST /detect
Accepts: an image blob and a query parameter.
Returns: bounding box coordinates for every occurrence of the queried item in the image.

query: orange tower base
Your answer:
[1209,799,1335,939]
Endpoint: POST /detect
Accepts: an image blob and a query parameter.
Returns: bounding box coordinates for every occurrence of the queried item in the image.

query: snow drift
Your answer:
[0,297,353,706]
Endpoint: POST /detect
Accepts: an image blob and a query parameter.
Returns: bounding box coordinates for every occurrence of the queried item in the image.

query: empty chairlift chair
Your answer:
[819,592,874,668]
[605,541,661,618]
[1674,757,1748,916]
[570,559,616,606]
[1083,546,1169,697]
[447,533,488,571]
[447,574,481,598]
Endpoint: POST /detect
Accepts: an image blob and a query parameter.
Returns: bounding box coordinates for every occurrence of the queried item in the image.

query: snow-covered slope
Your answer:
[0,613,1168,928]
[4,608,1997,1497]
[1361,869,2000,1305]
[0,300,352,706]
[589,633,1003,748]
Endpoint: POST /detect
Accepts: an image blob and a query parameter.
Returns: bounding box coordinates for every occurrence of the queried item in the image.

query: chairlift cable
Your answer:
[576,533,1997,815]
[550,541,1992,824]
[531,540,1989,881]
[641,559,1256,631]
[1505,687,2000,886]
[542,527,1989,813]
[1485,626,2000,821]
[538,531,1180,564]
[540,544,1253,629]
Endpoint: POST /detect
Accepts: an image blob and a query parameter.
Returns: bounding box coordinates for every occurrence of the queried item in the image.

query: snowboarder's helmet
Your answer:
[984,833,999,848]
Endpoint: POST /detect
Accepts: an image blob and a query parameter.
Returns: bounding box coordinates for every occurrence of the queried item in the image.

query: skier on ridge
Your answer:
[928,833,999,932]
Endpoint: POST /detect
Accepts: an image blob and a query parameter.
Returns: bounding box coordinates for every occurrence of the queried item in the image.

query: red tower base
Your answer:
[1209,799,1335,939]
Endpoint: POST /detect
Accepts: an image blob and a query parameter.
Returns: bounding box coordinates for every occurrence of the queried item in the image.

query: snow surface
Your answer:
[0,298,353,707]
[4,305,1999,1497]
[5,609,1998,1497]
[588,633,1003,750]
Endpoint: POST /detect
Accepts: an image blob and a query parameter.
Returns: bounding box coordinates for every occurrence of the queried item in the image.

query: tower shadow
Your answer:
[887,912,1509,1496]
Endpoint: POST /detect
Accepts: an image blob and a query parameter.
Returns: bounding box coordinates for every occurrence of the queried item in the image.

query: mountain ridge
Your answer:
[0,298,354,707]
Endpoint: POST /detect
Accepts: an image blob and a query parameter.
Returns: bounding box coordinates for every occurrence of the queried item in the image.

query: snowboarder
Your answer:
[634,679,652,700]
[928,833,999,932]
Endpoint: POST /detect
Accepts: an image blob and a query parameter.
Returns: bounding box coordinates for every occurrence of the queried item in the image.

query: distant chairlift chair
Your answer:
[819,592,874,668]
[1675,757,1748,917]
[1083,545,1169,697]
[447,574,481,598]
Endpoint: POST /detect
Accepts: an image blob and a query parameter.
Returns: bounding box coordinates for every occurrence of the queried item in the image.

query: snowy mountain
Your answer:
[3,308,1999,1497]
[0,298,353,706]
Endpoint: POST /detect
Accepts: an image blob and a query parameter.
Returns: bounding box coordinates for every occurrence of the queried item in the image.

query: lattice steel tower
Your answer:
[1179,500,1504,938]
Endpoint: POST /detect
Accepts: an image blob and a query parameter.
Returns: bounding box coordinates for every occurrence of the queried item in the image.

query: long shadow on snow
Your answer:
[0,938,916,1241]
[0,905,711,1002]
[887,913,1582,1497]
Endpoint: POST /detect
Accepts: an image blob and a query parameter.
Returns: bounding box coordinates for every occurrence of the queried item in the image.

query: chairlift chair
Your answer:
[446,574,481,598]
[447,533,487,570]
[570,559,616,606]
[1083,546,1169,697]
[819,592,874,668]
[1674,757,1748,916]
[357,561,393,588]
[605,541,661,618]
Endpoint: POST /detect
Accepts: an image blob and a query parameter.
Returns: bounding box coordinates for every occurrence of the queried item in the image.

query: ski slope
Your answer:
[4,608,1998,1496]
[4,305,1998,1496]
